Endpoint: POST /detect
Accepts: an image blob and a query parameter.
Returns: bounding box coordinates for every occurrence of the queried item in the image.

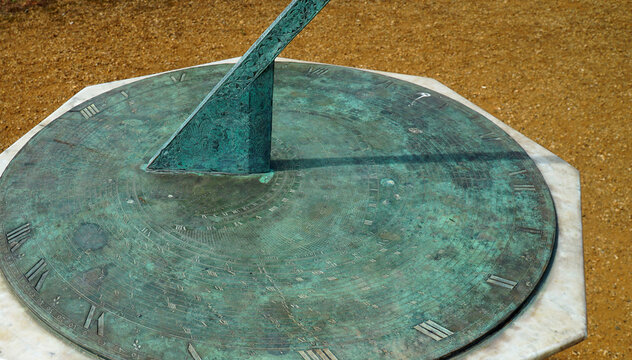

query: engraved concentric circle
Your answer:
[0,62,556,360]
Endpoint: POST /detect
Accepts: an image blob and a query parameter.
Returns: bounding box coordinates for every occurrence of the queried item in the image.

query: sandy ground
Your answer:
[0,0,630,358]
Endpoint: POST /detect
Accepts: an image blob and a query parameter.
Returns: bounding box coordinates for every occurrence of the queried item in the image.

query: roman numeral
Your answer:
[516,226,543,235]
[6,223,31,252]
[188,343,202,360]
[480,132,502,141]
[486,275,518,289]
[414,320,453,341]
[376,79,395,89]
[298,349,338,360]
[80,104,100,119]
[409,92,431,106]
[83,304,105,336]
[509,169,528,176]
[513,184,536,191]
[171,72,187,83]
[25,258,49,292]
[306,66,329,77]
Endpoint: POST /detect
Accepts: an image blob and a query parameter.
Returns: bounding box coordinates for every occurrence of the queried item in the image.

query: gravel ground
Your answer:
[1,0,630,358]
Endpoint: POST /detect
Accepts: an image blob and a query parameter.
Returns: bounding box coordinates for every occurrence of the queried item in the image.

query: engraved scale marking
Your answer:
[414,320,454,341]
[517,226,543,235]
[513,184,536,191]
[376,79,395,88]
[80,104,99,119]
[188,343,202,360]
[97,313,105,336]
[410,92,431,106]
[24,258,48,292]
[487,275,518,289]
[480,132,502,141]
[35,270,49,291]
[6,223,31,252]
[171,73,187,83]
[84,305,96,329]
[509,169,528,176]
[298,349,338,360]
[25,258,46,281]
[84,304,105,336]
[307,66,329,77]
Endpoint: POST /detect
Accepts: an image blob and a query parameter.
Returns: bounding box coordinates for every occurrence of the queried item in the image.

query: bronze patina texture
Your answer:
[147,0,329,174]
[0,62,556,359]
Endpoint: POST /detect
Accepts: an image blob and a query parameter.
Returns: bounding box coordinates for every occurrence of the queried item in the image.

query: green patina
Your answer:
[0,61,556,360]
[147,0,330,174]
[0,1,557,360]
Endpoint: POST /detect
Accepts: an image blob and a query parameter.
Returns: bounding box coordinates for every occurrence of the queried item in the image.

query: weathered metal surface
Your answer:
[0,62,556,359]
[147,0,330,174]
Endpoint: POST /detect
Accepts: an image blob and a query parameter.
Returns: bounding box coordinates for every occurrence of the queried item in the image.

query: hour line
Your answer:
[188,343,202,360]
[80,104,100,119]
[487,275,518,289]
[513,184,536,191]
[6,223,31,253]
[414,320,453,341]
[84,304,105,336]
[298,348,338,360]
[25,258,48,292]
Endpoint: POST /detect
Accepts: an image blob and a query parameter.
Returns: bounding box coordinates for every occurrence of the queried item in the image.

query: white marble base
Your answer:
[0,59,586,360]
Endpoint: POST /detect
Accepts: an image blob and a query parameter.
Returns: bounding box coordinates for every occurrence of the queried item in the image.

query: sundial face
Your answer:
[0,1,558,359]
[0,62,556,360]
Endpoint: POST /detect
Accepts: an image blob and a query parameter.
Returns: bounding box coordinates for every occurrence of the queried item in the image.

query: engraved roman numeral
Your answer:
[6,223,31,252]
[516,226,543,235]
[83,304,105,336]
[509,169,528,176]
[486,274,518,289]
[25,258,49,291]
[171,72,187,83]
[414,320,453,341]
[480,132,502,141]
[306,66,329,77]
[80,104,100,119]
[376,79,395,88]
[513,184,536,191]
[409,92,432,106]
[298,348,338,360]
[188,343,202,360]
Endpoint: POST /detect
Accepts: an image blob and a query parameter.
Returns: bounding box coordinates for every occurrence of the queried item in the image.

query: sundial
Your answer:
[0,1,574,359]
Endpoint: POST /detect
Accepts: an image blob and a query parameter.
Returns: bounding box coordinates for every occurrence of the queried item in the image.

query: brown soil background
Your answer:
[0,0,630,358]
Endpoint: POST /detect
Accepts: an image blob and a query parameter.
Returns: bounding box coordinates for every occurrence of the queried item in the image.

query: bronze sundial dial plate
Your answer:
[0,61,556,360]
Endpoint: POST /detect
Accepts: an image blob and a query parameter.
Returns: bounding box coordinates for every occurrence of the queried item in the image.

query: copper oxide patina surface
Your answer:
[0,0,556,359]
[147,0,330,174]
[0,61,556,360]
